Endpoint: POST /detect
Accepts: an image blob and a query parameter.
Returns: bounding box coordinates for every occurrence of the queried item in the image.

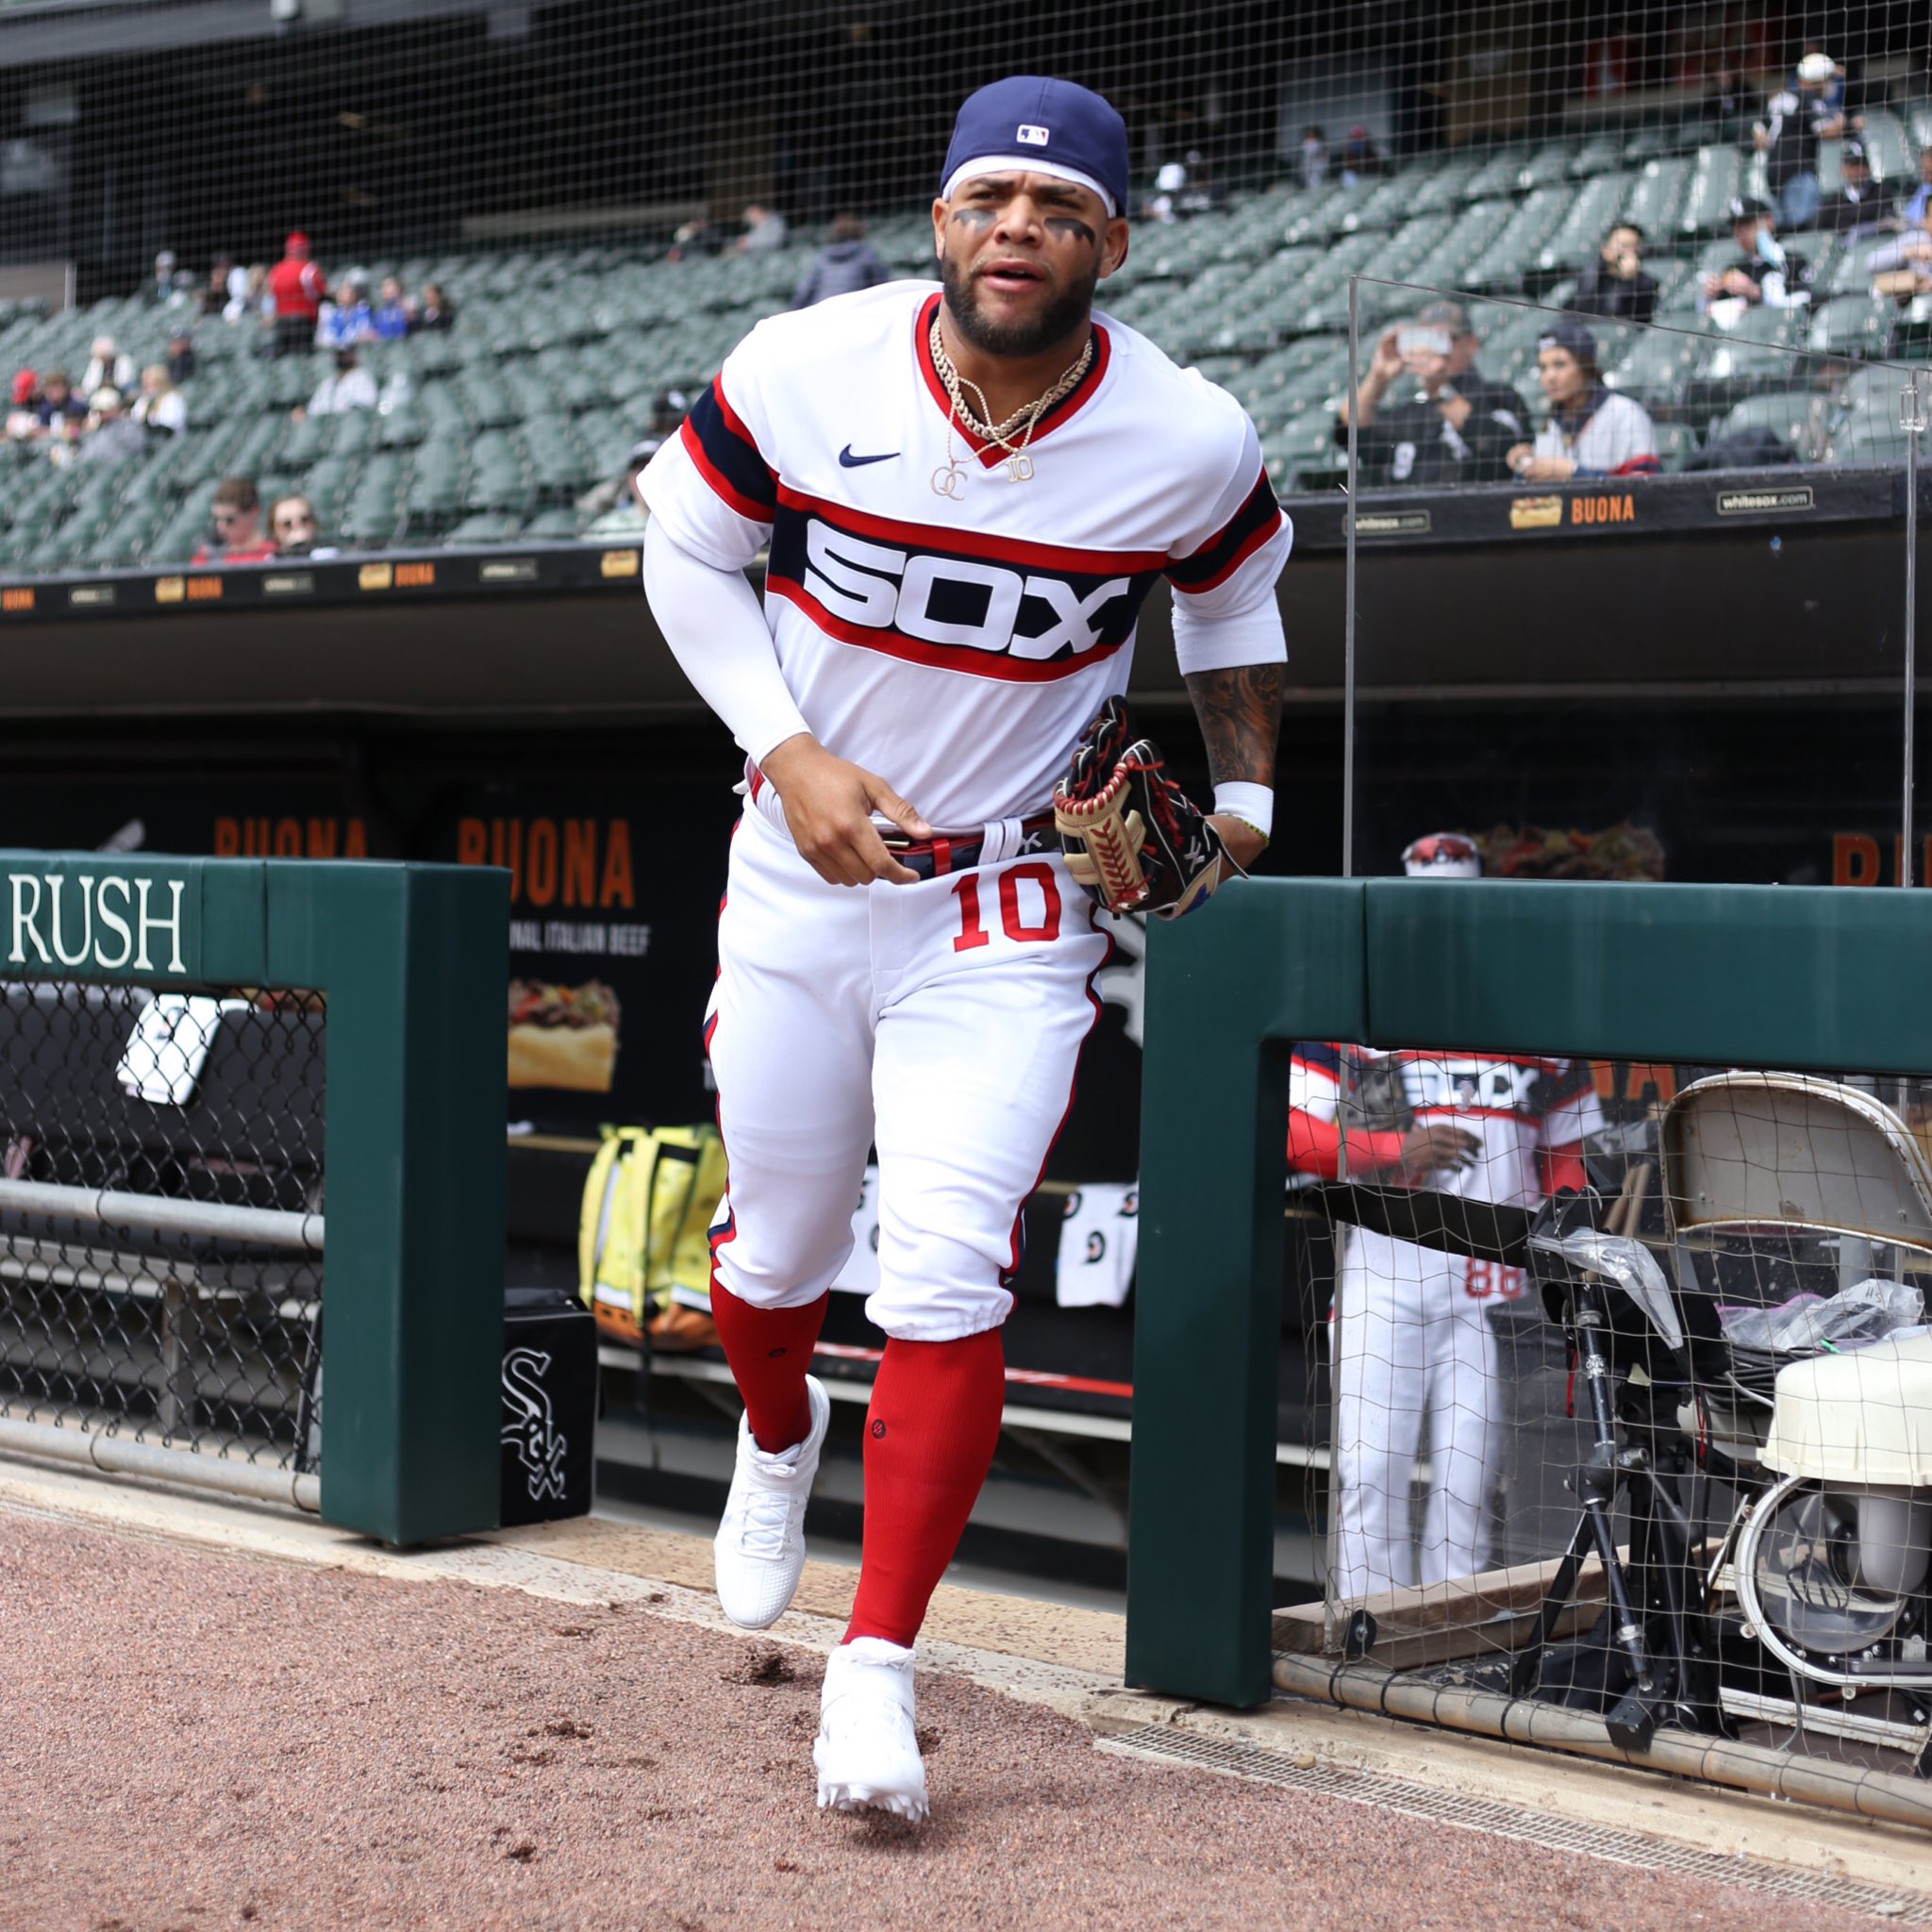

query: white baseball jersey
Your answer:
[641,281,1291,829]
[1531,389,1659,478]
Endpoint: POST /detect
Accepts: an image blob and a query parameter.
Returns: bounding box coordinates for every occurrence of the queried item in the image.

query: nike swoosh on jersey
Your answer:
[838,445,899,467]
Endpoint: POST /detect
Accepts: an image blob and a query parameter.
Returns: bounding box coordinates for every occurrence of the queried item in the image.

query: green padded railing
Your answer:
[1126,877,1932,1707]
[0,853,508,1545]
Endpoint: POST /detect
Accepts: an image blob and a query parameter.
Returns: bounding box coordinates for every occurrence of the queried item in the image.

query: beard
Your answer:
[940,249,1099,359]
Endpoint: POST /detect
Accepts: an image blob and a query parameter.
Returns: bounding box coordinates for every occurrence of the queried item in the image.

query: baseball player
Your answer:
[640,75,1290,1822]
[1305,834,1601,1601]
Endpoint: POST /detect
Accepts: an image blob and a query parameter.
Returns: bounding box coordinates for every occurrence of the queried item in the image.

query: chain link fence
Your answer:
[0,982,325,1493]
[1286,1047,1932,1788]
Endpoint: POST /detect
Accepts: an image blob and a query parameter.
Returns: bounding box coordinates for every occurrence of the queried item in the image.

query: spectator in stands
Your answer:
[165,331,197,385]
[579,387,691,525]
[1901,147,1932,228]
[1338,125,1386,186]
[81,336,136,398]
[1300,126,1328,191]
[1755,53,1851,234]
[193,477,279,564]
[31,370,85,441]
[792,213,889,307]
[1334,300,1528,488]
[270,494,324,557]
[225,264,269,326]
[79,389,145,469]
[1568,223,1660,324]
[133,366,187,436]
[43,411,84,467]
[267,232,327,358]
[667,215,728,262]
[149,250,177,306]
[1506,321,1659,482]
[411,281,456,331]
[1791,41,1847,116]
[1701,198,1815,316]
[1820,139,1897,235]
[293,346,377,420]
[202,258,234,320]
[5,369,37,440]
[737,203,789,253]
[1862,208,1932,297]
[317,274,375,348]
[372,275,412,340]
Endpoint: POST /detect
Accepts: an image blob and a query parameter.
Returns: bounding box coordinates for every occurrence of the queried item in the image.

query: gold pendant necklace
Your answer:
[927,316,1091,496]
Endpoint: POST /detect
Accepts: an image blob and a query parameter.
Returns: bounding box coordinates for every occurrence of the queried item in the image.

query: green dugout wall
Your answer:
[0,853,508,1545]
[1125,876,1932,1708]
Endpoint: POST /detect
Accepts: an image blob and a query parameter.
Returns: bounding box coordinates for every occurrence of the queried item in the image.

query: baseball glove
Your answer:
[1053,697,1236,919]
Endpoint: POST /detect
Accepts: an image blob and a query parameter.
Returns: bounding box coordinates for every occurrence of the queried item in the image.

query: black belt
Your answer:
[882,811,1058,880]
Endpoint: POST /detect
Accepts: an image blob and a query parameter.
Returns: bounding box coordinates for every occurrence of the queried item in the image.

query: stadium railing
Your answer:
[0,853,507,1543]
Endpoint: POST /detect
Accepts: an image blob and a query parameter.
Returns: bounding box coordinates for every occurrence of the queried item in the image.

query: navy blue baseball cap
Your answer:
[941,76,1130,217]
[1536,317,1599,364]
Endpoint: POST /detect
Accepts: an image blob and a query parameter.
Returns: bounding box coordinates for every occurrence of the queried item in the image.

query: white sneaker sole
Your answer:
[813,1751,930,1824]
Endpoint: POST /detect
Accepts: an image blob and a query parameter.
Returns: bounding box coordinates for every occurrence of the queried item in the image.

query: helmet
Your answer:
[1402,831,1482,878]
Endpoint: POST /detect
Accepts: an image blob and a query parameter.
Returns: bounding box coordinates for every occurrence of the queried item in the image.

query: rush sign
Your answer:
[6,870,189,975]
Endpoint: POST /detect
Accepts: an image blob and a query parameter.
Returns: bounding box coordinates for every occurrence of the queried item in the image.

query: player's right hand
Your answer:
[759,733,932,888]
[1394,1122,1481,1185]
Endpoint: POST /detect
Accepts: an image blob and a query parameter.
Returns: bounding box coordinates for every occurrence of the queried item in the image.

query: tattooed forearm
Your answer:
[1184,662,1284,789]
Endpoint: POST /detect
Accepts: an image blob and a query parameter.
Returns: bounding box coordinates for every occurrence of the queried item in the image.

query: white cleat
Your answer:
[713,1375,830,1629]
[814,1637,929,1824]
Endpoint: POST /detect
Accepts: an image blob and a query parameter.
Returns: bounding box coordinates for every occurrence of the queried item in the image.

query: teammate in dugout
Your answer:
[640,75,1289,1822]
[1290,834,1603,1601]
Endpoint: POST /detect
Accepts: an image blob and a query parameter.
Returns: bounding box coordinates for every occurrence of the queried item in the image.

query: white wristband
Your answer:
[1212,782,1274,841]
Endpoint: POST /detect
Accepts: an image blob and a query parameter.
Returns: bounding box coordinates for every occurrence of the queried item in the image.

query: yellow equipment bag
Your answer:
[578,1124,728,1346]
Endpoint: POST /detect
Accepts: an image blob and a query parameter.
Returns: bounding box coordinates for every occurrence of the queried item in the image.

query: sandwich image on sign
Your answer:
[508,978,622,1091]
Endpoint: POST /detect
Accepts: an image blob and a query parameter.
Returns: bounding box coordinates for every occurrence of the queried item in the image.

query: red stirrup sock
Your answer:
[711,1282,828,1454]
[844,1329,1006,1648]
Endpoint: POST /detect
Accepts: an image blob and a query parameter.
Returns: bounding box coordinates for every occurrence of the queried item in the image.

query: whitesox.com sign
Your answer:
[768,493,1163,681]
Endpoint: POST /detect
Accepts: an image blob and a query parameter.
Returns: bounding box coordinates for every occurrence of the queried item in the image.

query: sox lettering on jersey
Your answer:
[768,491,1163,682]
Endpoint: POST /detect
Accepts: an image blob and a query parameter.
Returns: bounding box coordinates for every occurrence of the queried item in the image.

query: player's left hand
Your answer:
[1055,700,1251,919]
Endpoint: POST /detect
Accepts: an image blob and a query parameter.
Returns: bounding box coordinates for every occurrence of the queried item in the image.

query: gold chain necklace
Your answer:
[928,315,1093,496]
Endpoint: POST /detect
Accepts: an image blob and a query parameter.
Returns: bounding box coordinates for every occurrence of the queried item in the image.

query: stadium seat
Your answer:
[1711,392,1830,461]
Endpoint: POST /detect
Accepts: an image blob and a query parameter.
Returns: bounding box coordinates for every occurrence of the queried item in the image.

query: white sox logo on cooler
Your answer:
[770,493,1163,682]
[7,871,188,974]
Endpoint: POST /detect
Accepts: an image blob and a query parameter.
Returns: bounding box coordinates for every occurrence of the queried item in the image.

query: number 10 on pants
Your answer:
[952,861,1062,952]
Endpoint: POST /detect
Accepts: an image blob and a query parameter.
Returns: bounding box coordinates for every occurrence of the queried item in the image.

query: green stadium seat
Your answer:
[1712,392,1829,460]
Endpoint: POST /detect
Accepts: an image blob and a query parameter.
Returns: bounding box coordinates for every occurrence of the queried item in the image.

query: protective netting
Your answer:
[1288,1043,1932,1778]
[0,983,325,1474]
[0,8,1927,569]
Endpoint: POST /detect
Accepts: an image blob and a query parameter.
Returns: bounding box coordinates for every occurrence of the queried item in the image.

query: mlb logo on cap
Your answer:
[1018,124,1050,146]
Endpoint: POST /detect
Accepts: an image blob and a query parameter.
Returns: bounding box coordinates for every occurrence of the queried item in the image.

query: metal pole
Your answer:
[1905,368,1921,888]
[1342,274,1359,880]
[0,1178,323,1252]
[0,1415,321,1512]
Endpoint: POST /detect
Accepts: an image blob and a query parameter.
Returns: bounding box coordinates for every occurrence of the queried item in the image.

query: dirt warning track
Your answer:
[0,1502,1910,1932]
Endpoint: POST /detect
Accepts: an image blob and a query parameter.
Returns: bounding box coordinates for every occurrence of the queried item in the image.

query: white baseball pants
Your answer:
[705,805,1109,1342]
[1331,1226,1515,1600]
